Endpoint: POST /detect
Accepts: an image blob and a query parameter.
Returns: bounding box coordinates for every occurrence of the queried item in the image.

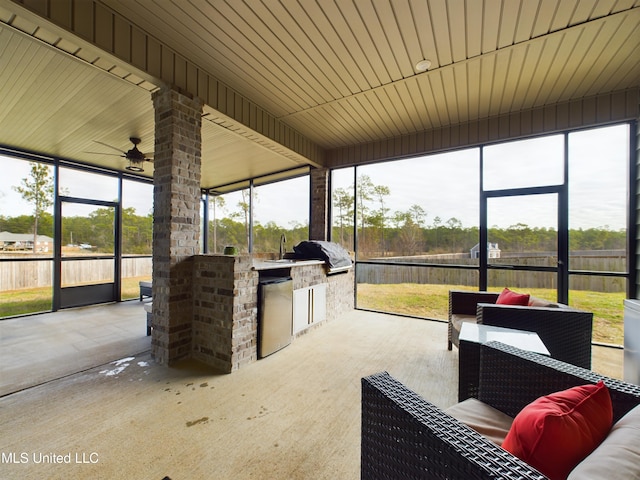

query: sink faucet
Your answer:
[279,233,286,259]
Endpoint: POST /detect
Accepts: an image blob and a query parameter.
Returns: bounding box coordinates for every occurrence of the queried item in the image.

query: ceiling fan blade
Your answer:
[93,140,125,154]
[84,151,125,157]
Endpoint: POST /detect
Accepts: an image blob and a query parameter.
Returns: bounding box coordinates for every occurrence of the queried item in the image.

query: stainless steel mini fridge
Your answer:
[258,276,293,358]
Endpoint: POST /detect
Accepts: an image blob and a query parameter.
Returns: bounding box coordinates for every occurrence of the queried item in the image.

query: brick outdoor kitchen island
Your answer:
[187,254,355,373]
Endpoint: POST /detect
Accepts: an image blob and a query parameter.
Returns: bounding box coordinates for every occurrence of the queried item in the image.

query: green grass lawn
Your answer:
[357,283,625,345]
[1,279,625,345]
[0,277,146,318]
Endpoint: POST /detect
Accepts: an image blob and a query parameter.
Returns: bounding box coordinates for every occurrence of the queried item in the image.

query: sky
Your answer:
[0,159,153,219]
[0,123,630,231]
[332,123,629,231]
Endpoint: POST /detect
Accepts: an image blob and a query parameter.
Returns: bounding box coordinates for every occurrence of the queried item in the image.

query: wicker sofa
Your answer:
[361,341,640,480]
[448,289,593,368]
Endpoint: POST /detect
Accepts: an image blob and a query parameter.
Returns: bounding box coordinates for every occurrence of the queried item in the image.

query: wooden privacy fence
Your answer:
[356,255,626,293]
[0,257,152,291]
[2,255,625,293]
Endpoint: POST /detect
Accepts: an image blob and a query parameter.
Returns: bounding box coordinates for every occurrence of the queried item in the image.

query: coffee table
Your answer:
[458,323,550,402]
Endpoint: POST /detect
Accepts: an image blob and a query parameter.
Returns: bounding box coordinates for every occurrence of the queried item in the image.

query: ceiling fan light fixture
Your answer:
[88,136,151,173]
[125,161,144,172]
[415,59,432,72]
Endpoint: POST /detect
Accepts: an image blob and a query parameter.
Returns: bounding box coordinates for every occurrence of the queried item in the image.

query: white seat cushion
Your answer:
[568,404,640,479]
[451,314,477,333]
[446,397,513,445]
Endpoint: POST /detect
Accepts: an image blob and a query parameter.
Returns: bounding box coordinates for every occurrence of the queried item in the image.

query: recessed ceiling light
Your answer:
[415,59,432,72]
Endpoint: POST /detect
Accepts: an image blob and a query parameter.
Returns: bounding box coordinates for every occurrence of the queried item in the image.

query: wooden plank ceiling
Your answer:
[0,0,639,189]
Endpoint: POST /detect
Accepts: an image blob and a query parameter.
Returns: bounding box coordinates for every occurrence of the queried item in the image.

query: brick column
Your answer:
[310,167,330,241]
[151,88,203,365]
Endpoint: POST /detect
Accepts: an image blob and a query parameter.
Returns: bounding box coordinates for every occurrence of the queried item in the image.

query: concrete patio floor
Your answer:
[0,300,625,396]
[0,301,151,397]
[0,302,626,479]
[1,304,460,480]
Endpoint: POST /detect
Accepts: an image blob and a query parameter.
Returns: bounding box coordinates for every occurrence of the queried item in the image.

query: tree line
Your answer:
[1,165,625,257]
[0,209,153,255]
[332,174,625,256]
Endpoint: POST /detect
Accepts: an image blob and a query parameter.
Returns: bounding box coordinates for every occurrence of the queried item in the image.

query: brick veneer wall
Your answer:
[190,255,354,373]
[147,89,353,369]
[291,263,326,290]
[151,88,203,365]
[326,269,355,322]
[309,168,329,241]
[192,255,259,373]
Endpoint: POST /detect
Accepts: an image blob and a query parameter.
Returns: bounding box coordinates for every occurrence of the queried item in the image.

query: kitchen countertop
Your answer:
[252,259,325,270]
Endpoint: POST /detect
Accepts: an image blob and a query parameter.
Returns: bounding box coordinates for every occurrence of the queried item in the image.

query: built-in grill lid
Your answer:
[292,240,353,273]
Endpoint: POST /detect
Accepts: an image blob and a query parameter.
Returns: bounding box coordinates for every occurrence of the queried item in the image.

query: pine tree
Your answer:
[12,162,54,253]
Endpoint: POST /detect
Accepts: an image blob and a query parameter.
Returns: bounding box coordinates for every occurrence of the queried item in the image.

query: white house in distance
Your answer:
[470,242,501,259]
[0,232,53,252]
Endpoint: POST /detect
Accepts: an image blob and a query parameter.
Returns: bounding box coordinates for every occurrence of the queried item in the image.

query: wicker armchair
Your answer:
[361,341,640,480]
[448,289,593,368]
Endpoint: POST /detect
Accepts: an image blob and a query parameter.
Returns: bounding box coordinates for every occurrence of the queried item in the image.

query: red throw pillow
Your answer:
[496,287,530,306]
[502,381,613,480]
